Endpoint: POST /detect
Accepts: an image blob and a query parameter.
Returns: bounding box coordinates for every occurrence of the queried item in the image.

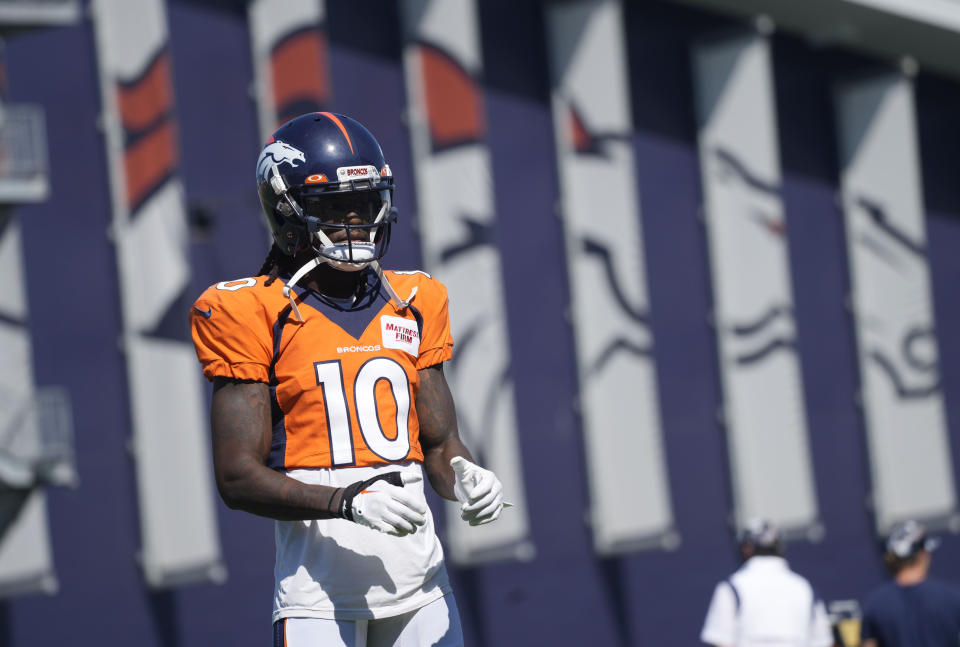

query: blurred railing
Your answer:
[0,104,49,203]
[0,386,77,490]
[0,0,79,25]
[669,0,960,80]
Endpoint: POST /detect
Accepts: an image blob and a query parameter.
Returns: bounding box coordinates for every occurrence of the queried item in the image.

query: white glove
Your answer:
[450,456,504,526]
[339,471,427,536]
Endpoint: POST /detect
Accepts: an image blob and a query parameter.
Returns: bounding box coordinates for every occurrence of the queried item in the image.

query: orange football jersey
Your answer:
[190,269,453,470]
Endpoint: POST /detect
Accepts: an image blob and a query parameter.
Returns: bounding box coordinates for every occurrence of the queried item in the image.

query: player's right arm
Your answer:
[210,377,340,520]
[210,377,426,534]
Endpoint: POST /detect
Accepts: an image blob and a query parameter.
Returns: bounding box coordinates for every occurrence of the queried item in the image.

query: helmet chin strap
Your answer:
[282,256,324,322]
[282,256,417,323]
[371,260,418,310]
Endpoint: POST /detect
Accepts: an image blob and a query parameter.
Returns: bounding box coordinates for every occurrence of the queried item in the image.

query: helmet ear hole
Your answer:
[276,222,301,255]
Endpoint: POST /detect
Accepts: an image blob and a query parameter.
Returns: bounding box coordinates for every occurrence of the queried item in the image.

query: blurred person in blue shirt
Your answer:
[860,520,960,647]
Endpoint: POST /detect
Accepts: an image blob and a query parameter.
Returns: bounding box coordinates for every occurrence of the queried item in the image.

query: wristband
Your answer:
[337,471,405,522]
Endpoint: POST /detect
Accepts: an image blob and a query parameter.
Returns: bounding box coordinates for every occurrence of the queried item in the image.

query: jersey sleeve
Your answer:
[700,581,737,646]
[414,277,454,370]
[190,286,273,382]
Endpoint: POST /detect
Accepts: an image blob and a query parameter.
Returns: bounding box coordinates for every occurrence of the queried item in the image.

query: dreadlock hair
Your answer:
[258,243,297,286]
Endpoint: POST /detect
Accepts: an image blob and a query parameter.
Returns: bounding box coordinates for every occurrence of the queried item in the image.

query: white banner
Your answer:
[834,72,957,533]
[692,33,820,538]
[0,490,56,597]
[92,0,224,588]
[546,0,675,554]
[248,0,328,140]
[401,0,533,564]
[0,214,57,597]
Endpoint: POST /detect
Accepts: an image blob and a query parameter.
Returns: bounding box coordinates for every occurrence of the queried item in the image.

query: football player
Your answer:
[191,112,504,647]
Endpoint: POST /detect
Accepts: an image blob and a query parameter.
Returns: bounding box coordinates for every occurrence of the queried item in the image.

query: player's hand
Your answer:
[450,456,504,526]
[338,472,427,536]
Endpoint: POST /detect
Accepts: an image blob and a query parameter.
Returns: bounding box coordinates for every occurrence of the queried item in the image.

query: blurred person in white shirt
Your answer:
[700,519,834,647]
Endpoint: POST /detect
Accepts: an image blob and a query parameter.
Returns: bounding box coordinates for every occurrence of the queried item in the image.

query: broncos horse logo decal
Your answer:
[256,140,306,180]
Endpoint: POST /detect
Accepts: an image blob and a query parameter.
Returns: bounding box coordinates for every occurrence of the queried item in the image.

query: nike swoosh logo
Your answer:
[193,305,212,318]
[361,489,377,495]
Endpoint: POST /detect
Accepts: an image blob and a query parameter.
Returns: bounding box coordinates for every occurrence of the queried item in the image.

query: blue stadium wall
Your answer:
[2,0,960,645]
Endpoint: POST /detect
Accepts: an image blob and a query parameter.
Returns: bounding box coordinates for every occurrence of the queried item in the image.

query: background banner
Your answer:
[92,0,223,588]
[835,71,957,533]
[693,32,820,538]
[547,0,676,553]
[401,0,533,564]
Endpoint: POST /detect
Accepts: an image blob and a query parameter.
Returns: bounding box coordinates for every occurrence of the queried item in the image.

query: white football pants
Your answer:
[274,594,463,647]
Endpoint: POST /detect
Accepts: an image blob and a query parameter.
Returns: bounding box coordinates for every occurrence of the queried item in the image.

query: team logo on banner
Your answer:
[92,0,224,588]
[117,49,177,213]
[248,0,330,140]
[547,0,675,554]
[402,0,533,565]
[693,34,819,538]
[418,42,485,151]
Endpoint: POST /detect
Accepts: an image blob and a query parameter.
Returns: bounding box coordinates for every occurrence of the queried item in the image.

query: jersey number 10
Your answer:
[314,358,412,466]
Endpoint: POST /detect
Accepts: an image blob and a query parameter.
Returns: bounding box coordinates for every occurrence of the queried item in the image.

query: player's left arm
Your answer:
[416,362,470,501]
[416,362,504,525]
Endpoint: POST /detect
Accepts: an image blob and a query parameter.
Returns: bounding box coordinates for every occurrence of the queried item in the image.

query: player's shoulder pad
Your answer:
[385,269,448,305]
[191,275,288,320]
[385,269,443,289]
